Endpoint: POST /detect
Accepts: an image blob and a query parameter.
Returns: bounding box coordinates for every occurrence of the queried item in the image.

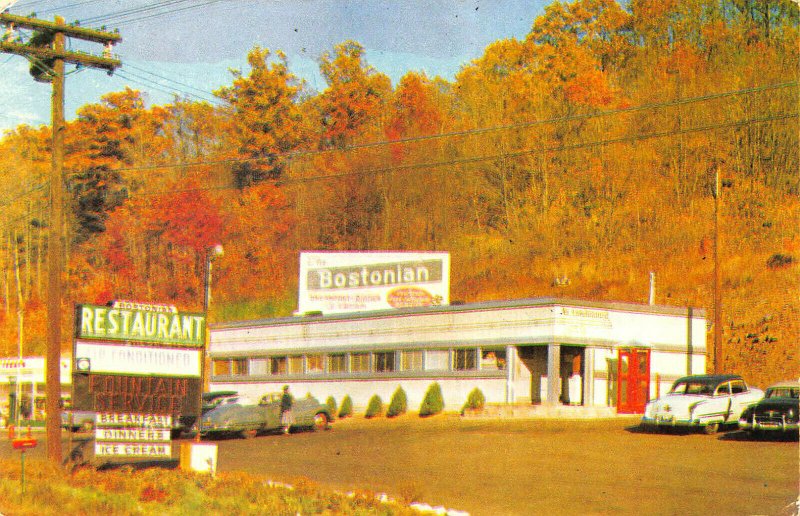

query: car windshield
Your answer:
[766,387,800,399]
[669,380,714,395]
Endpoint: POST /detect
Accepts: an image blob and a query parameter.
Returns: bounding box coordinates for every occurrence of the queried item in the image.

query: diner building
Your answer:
[0,356,72,423]
[208,298,707,414]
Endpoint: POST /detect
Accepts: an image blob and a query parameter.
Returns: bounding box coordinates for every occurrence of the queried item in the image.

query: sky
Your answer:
[0,0,547,134]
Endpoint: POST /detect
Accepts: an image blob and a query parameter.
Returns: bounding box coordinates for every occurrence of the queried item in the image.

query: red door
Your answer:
[617,348,651,414]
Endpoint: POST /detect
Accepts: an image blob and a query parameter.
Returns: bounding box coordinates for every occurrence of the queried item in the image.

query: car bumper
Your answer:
[738,418,799,432]
[641,415,698,428]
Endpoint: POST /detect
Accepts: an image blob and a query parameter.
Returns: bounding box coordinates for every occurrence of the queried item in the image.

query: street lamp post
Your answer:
[195,245,223,439]
[204,244,224,314]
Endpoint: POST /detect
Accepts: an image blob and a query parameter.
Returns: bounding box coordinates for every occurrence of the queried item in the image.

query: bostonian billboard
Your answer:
[298,251,450,315]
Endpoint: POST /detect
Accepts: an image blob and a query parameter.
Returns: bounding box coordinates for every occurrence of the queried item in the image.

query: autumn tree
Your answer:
[215,46,306,188]
[311,40,392,148]
[65,88,169,243]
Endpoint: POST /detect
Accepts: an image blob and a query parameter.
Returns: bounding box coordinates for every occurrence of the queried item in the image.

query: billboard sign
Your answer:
[298,251,450,314]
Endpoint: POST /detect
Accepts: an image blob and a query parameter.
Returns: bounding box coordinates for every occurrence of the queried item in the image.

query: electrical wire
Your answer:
[105,0,230,28]
[113,68,218,104]
[0,86,794,230]
[0,110,795,236]
[79,0,195,25]
[107,81,797,175]
[121,62,223,104]
[34,0,104,16]
[115,111,800,196]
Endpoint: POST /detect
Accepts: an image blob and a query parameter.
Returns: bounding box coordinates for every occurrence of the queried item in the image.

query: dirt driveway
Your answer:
[205,415,798,516]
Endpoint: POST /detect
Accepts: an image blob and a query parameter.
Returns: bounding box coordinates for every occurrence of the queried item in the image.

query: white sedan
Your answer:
[641,374,763,434]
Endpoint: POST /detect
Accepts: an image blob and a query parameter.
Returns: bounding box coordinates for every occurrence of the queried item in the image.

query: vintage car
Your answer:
[641,374,763,434]
[176,390,239,436]
[196,392,332,438]
[738,380,799,436]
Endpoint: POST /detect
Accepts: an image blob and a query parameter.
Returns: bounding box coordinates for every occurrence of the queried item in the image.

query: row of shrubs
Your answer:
[324,384,486,419]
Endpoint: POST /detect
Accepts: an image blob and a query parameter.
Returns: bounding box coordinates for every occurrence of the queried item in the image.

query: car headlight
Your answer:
[787,409,797,422]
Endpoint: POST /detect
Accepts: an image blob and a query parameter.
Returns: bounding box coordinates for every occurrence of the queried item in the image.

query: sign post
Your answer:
[11,427,38,496]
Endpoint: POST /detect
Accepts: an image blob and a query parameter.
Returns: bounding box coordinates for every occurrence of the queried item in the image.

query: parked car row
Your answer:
[61,390,243,437]
[641,374,798,437]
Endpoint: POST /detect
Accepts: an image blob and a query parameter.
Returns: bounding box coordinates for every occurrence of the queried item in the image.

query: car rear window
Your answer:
[670,381,714,395]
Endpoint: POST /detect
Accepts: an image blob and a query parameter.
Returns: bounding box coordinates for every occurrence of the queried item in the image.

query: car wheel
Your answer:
[703,422,719,435]
[241,429,257,439]
[313,412,329,431]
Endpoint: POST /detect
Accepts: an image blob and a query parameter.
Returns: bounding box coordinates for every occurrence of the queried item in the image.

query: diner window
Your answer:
[306,354,324,374]
[453,348,477,371]
[400,350,423,371]
[232,358,248,376]
[350,352,370,373]
[288,355,303,375]
[375,351,396,373]
[425,349,450,371]
[212,359,231,376]
[328,353,346,374]
[480,348,507,370]
[249,358,269,375]
[270,356,287,375]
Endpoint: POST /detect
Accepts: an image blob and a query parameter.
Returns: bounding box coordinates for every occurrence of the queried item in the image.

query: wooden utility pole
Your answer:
[713,167,723,374]
[1,12,121,465]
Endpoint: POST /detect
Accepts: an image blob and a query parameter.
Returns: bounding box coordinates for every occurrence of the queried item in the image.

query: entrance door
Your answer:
[617,348,650,414]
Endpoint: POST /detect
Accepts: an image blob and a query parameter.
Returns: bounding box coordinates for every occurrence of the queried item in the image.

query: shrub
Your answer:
[365,395,383,418]
[338,395,353,418]
[461,387,486,413]
[386,386,408,418]
[325,396,337,416]
[419,382,444,417]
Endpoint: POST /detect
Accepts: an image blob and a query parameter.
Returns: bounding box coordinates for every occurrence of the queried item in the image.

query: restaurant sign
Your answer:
[76,303,206,347]
[72,301,205,460]
[94,413,172,458]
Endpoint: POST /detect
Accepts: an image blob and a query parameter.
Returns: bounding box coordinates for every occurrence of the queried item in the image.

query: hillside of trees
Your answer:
[0,0,797,388]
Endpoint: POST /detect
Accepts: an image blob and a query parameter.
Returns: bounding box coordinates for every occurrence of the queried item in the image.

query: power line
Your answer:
[0,84,794,217]
[0,182,48,210]
[0,110,795,236]
[126,111,800,197]
[113,69,219,104]
[120,62,223,104]
[108,81,797,175]
[109,0,229,28]
[79,0,195,25]
[35,0,103,16]
[78,0,227,28]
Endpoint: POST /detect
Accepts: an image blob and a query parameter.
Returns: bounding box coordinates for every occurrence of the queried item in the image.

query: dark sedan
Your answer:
[197,392,332,438]
[739,380,799,437]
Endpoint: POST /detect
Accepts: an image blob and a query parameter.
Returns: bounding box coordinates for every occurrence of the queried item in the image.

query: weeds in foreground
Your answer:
[0,458,419,515]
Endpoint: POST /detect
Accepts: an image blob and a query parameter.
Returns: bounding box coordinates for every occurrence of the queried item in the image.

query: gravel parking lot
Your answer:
[203,415,798,516]
[4,416,798,515]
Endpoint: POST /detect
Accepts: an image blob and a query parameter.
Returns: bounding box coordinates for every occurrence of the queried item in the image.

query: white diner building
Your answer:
[208,298,707,415]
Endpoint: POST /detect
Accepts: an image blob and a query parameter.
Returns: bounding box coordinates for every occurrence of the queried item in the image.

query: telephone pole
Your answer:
[713,167,723,374]
[1,12,121,465]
